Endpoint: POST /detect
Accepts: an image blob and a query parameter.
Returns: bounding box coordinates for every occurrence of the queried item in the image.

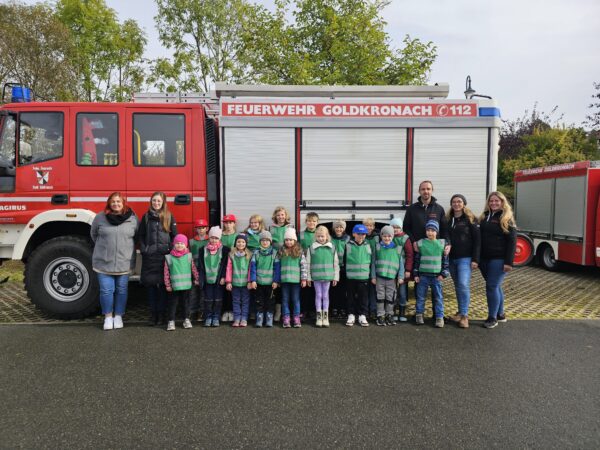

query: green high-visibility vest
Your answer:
[332,235,349,265]
[417,239,446,274]
[231,254,250,287]
[345,242,372,280]
[190,237,208,260]
[300,229,315,250]
[367,234,379,254]
[247,232,261,251]
[165,253,193,291]
[309,245,335,281]
[280,255,301,283]
[202,246,223,284]
[375,244,403,279]
[270,225,288,249]
[221,233,236,249]
[393,234,408,257]
[255,250,275,285]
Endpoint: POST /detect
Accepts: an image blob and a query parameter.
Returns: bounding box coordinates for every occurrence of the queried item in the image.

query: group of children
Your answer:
[162,207,450,331]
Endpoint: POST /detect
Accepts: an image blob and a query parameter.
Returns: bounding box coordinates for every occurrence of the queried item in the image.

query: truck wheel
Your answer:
[537,243,560,272]
[24,236,98,319]
[513,233,534,267]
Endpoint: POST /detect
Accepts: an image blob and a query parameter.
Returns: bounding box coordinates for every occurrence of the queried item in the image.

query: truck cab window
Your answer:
[76,113,119,166]
[132,113,185,166]
[18,112,64,165]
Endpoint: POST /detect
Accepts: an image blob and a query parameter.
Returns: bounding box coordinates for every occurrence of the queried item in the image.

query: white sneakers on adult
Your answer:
[103,317,114,330]
[113,315,123,329]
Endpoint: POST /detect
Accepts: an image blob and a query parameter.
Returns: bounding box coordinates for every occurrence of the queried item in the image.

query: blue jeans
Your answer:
[368,284,377,314]
[281,283,301,317]
[232,286,250,321]
[479,259,506,319]
[415,274,444,318]
[397,282,408,307]
[449,257,472,316]
[97,273,129,316]
[147,284,167,314]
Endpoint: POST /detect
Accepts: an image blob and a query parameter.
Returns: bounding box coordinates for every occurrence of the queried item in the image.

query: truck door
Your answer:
[126,107,194,232]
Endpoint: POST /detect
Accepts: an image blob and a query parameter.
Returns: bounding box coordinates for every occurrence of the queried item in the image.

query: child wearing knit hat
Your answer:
[225,234,253,327]
[164,234,200,331]
[249,230,278,327]
[372,226,405,326]
[197,227,230,327]
[413,220,450,328]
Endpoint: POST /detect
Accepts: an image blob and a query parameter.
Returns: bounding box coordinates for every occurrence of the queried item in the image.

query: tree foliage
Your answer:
[584,82,600,131]
[56,0,146,101]
[0,1,77,102]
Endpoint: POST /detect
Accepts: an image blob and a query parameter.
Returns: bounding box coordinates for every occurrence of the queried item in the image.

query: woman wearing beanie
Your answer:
[91,192,138,331]
[197,226,229,327]
[164,234,200,331]
[446,194,480,328]
[479,192,517,329]
[137,192,177,326]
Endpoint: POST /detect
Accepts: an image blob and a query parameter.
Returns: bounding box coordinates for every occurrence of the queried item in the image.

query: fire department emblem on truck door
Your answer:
[36,170,49,185]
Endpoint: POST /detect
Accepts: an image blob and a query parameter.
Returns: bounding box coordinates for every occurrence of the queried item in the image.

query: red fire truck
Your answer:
[513,161,600,270]
[0,83,502,317]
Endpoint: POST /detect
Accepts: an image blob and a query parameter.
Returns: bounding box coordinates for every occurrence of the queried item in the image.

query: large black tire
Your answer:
[537,243,561,272]
[24,236,99,319]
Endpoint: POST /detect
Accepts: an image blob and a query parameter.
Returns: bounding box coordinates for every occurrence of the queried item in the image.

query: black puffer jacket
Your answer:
[403,196,450,243]
[448,214,480,263]
[479,211,517,265]
[137,210,178,286]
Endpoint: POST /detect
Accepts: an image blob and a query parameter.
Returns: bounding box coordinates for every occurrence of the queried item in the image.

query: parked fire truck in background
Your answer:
[513,161,600,271]
[0,83,501,317]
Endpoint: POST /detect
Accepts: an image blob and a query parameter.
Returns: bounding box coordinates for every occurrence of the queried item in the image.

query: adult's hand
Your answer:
[503,265,513,273]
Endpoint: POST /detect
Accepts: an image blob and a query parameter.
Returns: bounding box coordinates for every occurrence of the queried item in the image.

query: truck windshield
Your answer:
[0,114,16,192]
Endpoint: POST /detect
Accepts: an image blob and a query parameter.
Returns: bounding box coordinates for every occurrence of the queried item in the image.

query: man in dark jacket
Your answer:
[403,180,450,319]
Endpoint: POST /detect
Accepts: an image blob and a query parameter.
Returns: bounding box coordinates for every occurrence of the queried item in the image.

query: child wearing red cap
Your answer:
[164,234,200,331]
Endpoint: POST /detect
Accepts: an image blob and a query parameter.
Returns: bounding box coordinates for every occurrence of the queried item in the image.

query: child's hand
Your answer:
[301,280,307,288]
[332,280,337,287]
[194,282,199,286]
[414,276,420,284]
[371,278,377,285]
[226,283,232,291]
[404,271,411,280]
[249,281,257,290]
[219,278,225,285]
[436,275,443,281]
[397,278,404,286]
[413,242,419,252]
[166,286,172,292]
[272,282,278,290]
[307,280,312,287]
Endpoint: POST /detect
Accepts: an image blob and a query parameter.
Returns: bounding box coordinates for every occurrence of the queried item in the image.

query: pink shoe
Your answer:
[232,320,240,327]
[282,315,291,328]
[293,315,301,328]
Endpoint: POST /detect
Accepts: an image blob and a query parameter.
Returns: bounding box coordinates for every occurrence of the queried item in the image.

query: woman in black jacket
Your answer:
[446,194,480,328]
[479,191,517,329]
[137,192,177,325]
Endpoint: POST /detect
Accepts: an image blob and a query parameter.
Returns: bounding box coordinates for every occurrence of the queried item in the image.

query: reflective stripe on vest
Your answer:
[281,255,301,283]
[417,239,445,274]
[203,246,223,284]
[165,253,193,291]
[232,254,250,287]
[256,251,275,285]
[375,244,402,279]
[309,245,335,281]
[345,243,371,280]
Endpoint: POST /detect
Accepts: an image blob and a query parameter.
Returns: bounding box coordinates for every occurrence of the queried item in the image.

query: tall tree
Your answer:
[0,1,78,102]
[56,0,146,101]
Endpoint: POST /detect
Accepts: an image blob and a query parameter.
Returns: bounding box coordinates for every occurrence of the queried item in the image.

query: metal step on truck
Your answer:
[0,82,502,317]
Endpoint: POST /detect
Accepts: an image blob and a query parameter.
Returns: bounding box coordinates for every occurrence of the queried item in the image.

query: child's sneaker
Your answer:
[103,317,114,330]
[240,320,248,327]
[415,314,424,325]
[346,314,355,327]
[204,317,212,327]
[265,312,274,328]
[315,311,323,328]
[376,315,386,326]
[282,315,291,328]
[358,315,369,327]
[232,320,240,327]
[183,318,192,329]
[385,314,396,326]
[293,315,302,328]
[211,318,220,327]
[399,306,408,322]
[322,311,330,328]
[255,312,264,328]
[435,317,444,328]
[167,320,175,331]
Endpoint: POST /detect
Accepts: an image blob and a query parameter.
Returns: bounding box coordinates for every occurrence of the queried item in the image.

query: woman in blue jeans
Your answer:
[446,194,480,328]
[478,191,517,329]
[90,192,138,330]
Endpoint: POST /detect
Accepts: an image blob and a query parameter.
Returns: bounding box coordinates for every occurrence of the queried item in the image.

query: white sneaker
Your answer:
[103,317,114,330]
[222,312,228,322]
[346,314,355,327]
[358,315,369,327]
[183,318,192,329]
[167,320,176,331]
[113,315,123,329]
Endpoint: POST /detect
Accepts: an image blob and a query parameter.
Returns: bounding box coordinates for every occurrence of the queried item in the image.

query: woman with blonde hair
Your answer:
[138,191,178,326]
[478,191,517,329]
[445,194,480,328]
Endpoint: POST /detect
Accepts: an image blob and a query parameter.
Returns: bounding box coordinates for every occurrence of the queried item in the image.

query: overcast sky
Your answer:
[91,0,600,125]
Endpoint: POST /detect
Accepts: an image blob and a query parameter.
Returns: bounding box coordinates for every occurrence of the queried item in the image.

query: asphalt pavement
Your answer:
[1,320,599,449]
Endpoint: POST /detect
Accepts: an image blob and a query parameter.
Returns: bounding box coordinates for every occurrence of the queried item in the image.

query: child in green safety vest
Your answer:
[189,218,209,322]
[413,220,450,328]
[249,230,278,328]
[330,220,350,320]
[244,214,265,252]
[220,214,237,324]
[390,217,414,323]
[197,227,229,328]
[225,234,253,327]
[364,217,380,320]
[274,228,308,328]
[344,224,374,327]
[306,226,339,328]
[300,212,319,320]
[371,225,405,327]
[164,234,200,331]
